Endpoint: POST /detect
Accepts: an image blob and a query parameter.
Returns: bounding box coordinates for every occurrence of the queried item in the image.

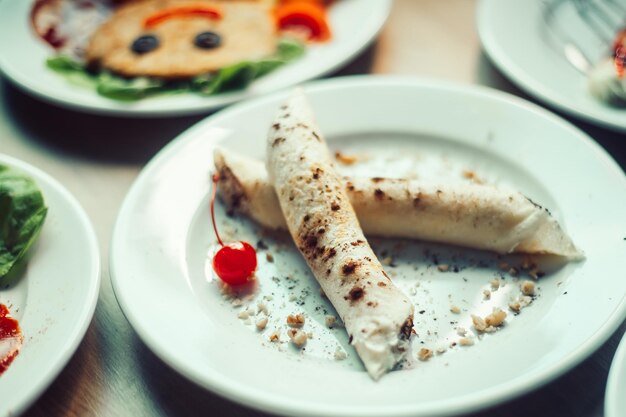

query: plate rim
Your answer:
[0,153,101,417]
[0,0,392,117]
[605,327,626,417]
[110,75,626,417]
[476,0,626,133]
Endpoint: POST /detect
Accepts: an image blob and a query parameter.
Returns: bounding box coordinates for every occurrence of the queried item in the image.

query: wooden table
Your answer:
[2,1,625,416]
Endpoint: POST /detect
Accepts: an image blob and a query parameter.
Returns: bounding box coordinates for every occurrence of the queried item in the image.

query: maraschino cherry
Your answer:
[210,174,257,285]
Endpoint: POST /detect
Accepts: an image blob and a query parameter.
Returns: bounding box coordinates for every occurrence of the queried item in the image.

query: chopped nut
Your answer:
[521,280,536,296]
[334,348,347,360]
[490,279,501,290]
[381,256,394,266]
[450,305,461,314]
[257,302,268,315]
[459,337,474,346]
[256,318,268,331]
[265,253,274,263]
[238,310,250,320]
[287,328,307,347]
[269,331,280,342]
[471,315,487,332]
[231,298,243,307]
[485,308,507,327]
[287,314,305,327]
[462,169,482,183]
[288,293,297,302]
[456,327,468,337]
[435,345,448,354]
[417,348,433,361]
[508,301,521,312]
[325,315,337,328]
[483,289,491,300]
[334,151,358,165]
[437,264,450,272]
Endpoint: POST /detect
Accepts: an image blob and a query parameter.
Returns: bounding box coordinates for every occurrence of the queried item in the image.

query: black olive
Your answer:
[131,35,159,54]
[194,31,221,49]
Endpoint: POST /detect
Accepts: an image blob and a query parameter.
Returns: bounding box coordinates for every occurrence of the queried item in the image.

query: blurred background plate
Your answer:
[0,0,391,117]
[477,0,626,132]
[0,154,100,417]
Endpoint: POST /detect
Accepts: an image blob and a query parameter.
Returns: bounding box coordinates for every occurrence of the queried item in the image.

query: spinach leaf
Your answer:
[0,166,47,285]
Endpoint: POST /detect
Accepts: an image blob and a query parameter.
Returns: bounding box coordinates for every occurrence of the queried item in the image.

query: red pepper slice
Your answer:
[275,1,331,42]
[144,5,223,29]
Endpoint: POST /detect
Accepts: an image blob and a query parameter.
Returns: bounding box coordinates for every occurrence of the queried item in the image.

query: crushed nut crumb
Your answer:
[485,308,507,328]
[450,305,461,314]
[325,315,337,328]
[334,151,358,165]
[287,314,305,327]
[256,318,268,331]
[490,279,501,290]
[381,256,394,266]
[334,348,347,360]
[459,337,474,346]
[265,253,274,263]
[269,331,280,342]
[238,310,250,320]
[418,348,433,361]
[456,327,468,337]
[521,280,536,296]
[287,328,307,347]
[483,289,491,300]
[437,264,449,272]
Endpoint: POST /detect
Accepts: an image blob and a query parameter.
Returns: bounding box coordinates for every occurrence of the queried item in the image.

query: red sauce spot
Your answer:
[0,304,22,376]
[210,174,257,286]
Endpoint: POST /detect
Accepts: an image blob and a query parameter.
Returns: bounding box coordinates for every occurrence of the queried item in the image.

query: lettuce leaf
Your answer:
[45,39,306,101]
[0,166,47,285]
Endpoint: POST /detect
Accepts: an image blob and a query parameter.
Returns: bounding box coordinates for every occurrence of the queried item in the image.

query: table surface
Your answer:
[2,1,626,416]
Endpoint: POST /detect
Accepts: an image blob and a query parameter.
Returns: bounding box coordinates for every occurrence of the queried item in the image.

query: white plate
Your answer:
[606,329,626,417]
[110,76,626,417]
[0,0,391,117]
[0,155,100,417]
[477,0,626,132]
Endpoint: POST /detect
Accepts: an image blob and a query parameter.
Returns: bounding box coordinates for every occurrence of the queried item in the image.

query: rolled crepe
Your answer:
[266,91,414,380]
[215,148,583,259]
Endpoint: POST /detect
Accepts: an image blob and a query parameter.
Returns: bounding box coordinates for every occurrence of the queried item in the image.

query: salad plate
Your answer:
[0,0,391,117]
[605,329,626,417]
[0,154,100,417]
[110,76,626,416]
[477,0,626,132]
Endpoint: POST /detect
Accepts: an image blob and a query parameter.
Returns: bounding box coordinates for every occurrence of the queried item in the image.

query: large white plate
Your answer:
[0,0,391,117]
[477,0,626,132]
[605,329,626,417]
[110,76,626,417]
[0,155,100,417]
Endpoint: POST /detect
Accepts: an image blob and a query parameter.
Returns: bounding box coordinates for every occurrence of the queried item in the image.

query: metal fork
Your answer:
[542,0,626,73]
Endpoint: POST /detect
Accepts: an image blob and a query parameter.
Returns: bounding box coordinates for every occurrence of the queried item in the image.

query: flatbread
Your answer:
[86,0,276,78]
[266,90,414,379]
[215,147,583,259]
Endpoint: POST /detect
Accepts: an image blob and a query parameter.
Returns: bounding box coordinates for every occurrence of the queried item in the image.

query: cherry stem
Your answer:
[210,173,225,247]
